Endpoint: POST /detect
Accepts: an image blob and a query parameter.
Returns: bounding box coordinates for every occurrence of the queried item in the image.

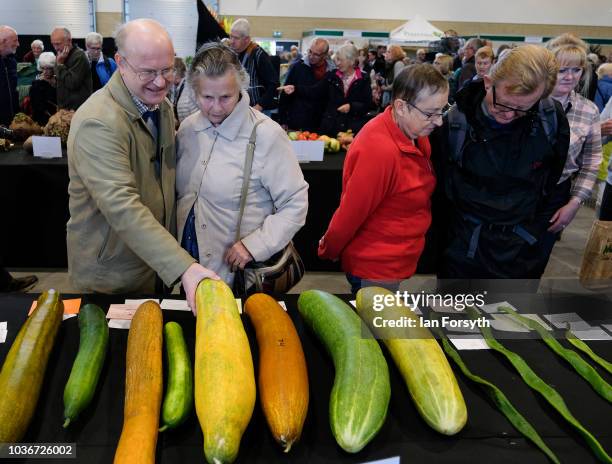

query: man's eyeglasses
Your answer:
[120,55,175,83]
[492,86,536,115]
[404,100,451,121]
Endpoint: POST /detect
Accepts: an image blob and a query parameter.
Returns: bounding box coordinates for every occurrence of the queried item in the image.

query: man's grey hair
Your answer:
[86,32,103,46]
[52,27,72,39]
[31,39,44,49]
[231,18,250,38]
[37,51,56,70]
[188,41,249,91]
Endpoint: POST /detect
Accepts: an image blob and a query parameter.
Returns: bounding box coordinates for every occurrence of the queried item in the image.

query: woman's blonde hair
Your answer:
[434,54,453,75]
[387,44,406,62]
[488,44,558,98]
[549,43,586,69]
[475,46,494,61]
[597,63,612,79]
[546,33,592,97]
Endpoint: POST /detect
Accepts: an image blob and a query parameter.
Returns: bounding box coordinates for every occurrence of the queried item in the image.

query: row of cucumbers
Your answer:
[0,282,468,463]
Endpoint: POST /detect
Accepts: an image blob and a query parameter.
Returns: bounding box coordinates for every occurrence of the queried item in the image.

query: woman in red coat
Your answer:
[318,64,449,293]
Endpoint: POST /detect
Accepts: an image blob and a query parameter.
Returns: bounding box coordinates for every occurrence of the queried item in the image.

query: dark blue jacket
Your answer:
[0,54,19,126]
[279,58,332,131]
[595,75,612,112]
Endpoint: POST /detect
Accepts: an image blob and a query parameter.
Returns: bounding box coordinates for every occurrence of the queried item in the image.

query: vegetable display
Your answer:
[430,318,560,464]
[355,287,467,435]
[114,301,163,464]
[500,306,612,403]
[63,303,109,428]
[564,327,612,375]
[244,293,309,452]
[195,280,255,464]
[159,322,193,432]
[466,306,612,463]
[297,290,390,453]
[0,290,63,443]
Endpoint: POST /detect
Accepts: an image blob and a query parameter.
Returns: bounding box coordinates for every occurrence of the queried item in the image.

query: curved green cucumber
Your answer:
[297,290,390,453]
[160,321,193,432]
[63,303,109,427]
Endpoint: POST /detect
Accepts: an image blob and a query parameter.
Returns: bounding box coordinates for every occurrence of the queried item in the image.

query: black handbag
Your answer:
[233,120,305,298]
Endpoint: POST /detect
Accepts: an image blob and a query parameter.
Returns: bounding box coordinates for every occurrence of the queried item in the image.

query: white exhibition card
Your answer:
[160,299,190,311]
[291,140,325,162]
[449,335,490,350]
[571,328,612,341]
[479,301,520,314]
[32,136,62,158]
[108,319,131,330]
[544,312,592,331]
[361,457,401,464]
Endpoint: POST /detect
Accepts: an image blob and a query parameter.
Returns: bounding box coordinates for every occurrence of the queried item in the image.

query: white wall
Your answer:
[2,0,93,36]
[220,0,612,27]
[96,0,122,13]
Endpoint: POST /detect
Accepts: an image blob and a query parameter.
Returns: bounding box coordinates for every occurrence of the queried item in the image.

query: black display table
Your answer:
[0,290,610,463]
[0,148,345,272]
[0,148,69,268]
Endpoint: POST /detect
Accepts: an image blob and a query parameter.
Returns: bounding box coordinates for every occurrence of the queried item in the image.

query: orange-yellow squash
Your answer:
[114,301,163,464]
[244,293,309,452]
[195,279,255,464]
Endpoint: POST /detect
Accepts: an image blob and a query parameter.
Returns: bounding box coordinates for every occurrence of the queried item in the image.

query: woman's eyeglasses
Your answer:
[404,101,451,121]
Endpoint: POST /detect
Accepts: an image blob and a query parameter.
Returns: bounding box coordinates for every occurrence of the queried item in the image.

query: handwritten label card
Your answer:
[107,304,138,320]
[160,299,190,311]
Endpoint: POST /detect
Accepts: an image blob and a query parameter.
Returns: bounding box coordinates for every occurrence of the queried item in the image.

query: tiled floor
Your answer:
[10,206,597,295]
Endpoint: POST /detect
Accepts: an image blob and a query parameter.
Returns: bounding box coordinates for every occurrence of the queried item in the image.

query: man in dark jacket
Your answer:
[457,38,483,88]
[430,44,570,279]
[0,25,19,126]
[229,18,278,113]
[278,38,334,131]
[51,26,92,110]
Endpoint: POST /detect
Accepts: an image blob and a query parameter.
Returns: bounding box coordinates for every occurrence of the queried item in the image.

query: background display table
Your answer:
[0,148,346,272]
[0,290,610,463]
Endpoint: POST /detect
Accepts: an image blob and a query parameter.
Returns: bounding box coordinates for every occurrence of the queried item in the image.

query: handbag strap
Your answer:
[235,118,266,242]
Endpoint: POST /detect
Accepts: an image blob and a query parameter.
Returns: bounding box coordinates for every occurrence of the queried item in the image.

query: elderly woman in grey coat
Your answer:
[176,42,309,287]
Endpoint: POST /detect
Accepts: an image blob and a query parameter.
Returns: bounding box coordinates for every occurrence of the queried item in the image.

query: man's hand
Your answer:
[277,85,295,95]
[181,262,220,315]
[601,120,612,137]
[548,199,581,233]
[224,241,254,272]
[56,45,71,65]
[337,103,351,113]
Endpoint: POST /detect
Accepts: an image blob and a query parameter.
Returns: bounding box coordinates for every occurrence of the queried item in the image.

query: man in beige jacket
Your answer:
[67,19,218,310]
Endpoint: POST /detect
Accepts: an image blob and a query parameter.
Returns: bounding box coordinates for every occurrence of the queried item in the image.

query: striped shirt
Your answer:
[556,91,602,201]
[238,43,279,110]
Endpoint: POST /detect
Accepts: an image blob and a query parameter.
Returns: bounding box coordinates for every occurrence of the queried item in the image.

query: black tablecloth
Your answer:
[0,149,68,268]
[0,291,611,463]
[0,148,345,271]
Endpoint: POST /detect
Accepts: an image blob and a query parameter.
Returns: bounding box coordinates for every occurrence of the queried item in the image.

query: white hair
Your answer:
[336,43,358,64]
[86,32,103,46]
[231,18,250,38]
[38,51,56,70]
[31,39,44,50]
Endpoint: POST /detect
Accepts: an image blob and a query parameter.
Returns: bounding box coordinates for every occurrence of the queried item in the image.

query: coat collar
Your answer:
[192,90,251,141]
[382,106,431,157]
[106,71,173,143]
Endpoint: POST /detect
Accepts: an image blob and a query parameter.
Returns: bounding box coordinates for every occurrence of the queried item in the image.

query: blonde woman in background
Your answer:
[546,37,602,233]
[381,44,406,107]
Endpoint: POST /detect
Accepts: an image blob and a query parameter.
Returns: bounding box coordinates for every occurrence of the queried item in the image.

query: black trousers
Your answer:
[600,182,612,221]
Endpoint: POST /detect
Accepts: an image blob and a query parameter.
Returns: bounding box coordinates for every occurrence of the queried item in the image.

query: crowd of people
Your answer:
[0,18,611,299]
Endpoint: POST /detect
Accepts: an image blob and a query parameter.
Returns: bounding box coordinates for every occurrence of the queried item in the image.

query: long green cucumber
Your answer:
[63,303,109,428]
[160,321,193,432]
[356,287,467,435]
[297,290,390,453]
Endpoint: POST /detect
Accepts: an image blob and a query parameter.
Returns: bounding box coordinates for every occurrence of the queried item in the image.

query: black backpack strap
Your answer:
[446,104,468,166]
[538,97,558,146]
